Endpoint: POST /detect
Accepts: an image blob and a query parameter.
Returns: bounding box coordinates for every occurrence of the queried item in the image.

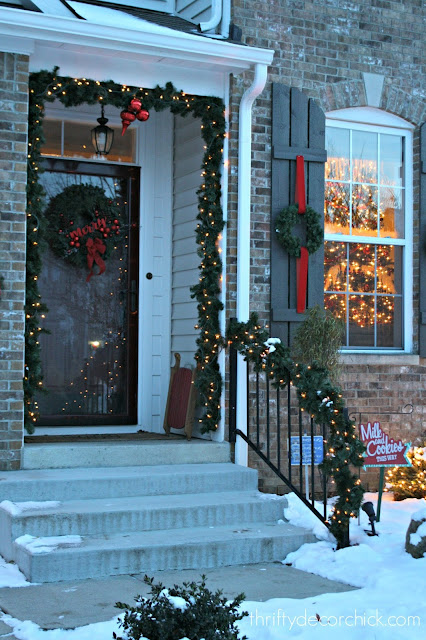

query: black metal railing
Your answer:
[229,343,330,528]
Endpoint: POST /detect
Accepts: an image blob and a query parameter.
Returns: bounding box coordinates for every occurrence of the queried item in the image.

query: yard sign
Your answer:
[359,421,411,522]
[360,421,411,468]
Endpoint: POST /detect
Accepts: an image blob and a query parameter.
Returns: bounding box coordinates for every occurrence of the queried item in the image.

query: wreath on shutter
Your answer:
[275,204,323,258]
[44,183,124,271]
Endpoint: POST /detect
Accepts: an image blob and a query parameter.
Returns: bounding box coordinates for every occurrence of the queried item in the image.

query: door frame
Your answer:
[38,157,140,426]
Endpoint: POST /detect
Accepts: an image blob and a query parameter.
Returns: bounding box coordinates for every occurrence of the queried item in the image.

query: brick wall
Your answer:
[228,0,426,489]
[0,53,29,471]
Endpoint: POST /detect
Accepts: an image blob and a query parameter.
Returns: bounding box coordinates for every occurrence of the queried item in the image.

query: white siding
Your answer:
[171,114,203,368]
[84,0,174,12]
[139,111,173,432]
[175,0,213,24]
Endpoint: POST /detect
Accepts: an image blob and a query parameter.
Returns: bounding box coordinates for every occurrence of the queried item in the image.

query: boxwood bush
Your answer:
[114,575,248,640]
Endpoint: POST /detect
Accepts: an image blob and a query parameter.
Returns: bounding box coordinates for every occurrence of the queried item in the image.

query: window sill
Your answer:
[340,353,420,366]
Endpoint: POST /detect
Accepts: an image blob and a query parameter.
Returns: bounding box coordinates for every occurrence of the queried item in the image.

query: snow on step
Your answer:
[0,491,286,561]
[14,522,316,583]
[0,463,257,502]
[15,534,82,554]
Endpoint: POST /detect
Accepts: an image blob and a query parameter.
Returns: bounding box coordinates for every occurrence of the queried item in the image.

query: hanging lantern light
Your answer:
[91,105,114,155]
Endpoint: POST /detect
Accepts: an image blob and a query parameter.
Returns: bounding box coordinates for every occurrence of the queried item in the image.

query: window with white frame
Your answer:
[324,110,413,350]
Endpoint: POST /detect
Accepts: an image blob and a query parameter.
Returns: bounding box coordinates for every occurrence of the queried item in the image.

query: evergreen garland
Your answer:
[226,313,365,548]
[275,204,323,257]
[26,68,225,432]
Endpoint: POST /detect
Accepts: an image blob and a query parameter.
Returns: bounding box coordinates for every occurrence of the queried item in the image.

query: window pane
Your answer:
[324,121,407,351]
[380,134,403,187]
[352,130,378,183]
[325,293,347,342]
[352,184,378,235]
[380,187,404,238]
[348,243,375,293]
[42,119,62,157]
[377,245,402,294]
[325,182,350,234]
[63,122,135,162]
[377,296,402,348]
[325,127,350,180]
[349,295,375,347]
[63,121,93,158]
[324,241,347,291]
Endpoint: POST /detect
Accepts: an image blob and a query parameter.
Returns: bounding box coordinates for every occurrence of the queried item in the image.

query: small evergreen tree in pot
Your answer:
[291,305,344,384]
[114,575,248,640]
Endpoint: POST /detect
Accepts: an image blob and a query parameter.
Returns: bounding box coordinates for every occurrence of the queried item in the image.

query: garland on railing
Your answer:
[226,313,365,548]
[26,68,225,433]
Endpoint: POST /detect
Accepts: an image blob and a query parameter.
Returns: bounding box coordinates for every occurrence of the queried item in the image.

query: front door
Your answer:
[36,159,140,426]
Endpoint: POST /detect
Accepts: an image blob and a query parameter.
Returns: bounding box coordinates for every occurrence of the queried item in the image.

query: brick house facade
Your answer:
[0,0,424,491]
[227,0,425,489]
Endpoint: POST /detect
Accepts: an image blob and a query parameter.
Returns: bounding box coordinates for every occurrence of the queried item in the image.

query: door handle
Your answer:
[130,280,138,314]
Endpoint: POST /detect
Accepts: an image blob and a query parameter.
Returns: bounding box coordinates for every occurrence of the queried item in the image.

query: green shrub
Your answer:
[386,445,426,501]
[291,305,344,383]
[114,575,248,640]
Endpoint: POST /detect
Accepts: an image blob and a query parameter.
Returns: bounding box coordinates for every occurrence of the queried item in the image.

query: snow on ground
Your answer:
[0,556,30,588]
[0,492,425,639]
[238,492,426,639]
[0,614,123,640]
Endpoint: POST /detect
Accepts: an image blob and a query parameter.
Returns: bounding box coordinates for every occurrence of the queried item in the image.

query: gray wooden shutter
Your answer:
[271,84,327,347]
[420,122,426,357]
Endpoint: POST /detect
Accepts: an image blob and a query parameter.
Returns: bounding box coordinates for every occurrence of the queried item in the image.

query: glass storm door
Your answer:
[36,159,140,425]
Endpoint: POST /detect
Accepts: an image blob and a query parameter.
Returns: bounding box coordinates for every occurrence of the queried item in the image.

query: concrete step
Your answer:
[14,521,316,583]
[22,440,231,469]
[0,463,257,502]
[0,491,286,561]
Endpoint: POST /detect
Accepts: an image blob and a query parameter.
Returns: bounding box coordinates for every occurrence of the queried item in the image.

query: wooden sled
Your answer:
[163,353,197,440]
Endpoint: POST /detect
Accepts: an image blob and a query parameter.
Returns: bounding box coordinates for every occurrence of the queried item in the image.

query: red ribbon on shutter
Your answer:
[295,155,306,214]
[295,155,308,313]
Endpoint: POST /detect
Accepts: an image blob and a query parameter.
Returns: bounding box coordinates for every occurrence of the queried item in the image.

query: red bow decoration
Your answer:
[295,155,308,313]
[86,237,106,283]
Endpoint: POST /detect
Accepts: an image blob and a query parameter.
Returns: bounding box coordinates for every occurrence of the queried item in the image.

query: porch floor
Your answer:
[21,439,231,469]
[24,431,184,443]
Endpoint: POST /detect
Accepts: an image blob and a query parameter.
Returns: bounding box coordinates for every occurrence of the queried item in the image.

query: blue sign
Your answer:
[290,436,324,465]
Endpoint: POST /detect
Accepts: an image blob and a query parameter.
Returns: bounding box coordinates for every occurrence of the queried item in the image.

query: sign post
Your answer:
[290,435,324,500]
[359,421,411,522]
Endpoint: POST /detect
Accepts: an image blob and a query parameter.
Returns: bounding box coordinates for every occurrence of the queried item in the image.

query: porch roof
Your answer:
[0,4,274,96]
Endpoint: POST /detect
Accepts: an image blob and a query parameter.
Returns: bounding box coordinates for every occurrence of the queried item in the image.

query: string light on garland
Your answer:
[26,68,225,433]
[226,312,365,549]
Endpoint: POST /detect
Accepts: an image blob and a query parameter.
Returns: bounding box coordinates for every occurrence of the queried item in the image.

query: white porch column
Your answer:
[235,63,269,467]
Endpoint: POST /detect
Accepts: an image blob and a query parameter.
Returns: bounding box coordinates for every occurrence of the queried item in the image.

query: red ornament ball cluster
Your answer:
[121,98,149,136]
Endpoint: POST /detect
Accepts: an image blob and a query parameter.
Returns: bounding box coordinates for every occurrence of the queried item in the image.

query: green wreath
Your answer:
[275,204,323,258]
[44,183,124,269]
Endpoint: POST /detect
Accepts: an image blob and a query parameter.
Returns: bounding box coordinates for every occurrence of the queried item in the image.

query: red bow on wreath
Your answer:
[86,237,106,283]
